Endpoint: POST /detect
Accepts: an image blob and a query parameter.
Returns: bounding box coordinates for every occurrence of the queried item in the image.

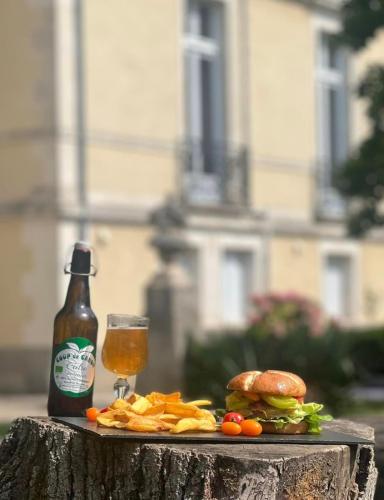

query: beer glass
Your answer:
[102,314,149,399]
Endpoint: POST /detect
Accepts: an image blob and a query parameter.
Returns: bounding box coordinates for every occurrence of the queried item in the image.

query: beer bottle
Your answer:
[48,242,98,416]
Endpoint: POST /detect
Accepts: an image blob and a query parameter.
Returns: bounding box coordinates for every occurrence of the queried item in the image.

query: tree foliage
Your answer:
[337,1,384,235]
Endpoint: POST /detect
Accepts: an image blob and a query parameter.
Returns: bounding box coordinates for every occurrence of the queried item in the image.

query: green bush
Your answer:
[348,327,384,383]
[184,292,384,415]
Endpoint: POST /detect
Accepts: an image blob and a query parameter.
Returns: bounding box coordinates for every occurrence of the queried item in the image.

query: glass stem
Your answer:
[113,376,137,400]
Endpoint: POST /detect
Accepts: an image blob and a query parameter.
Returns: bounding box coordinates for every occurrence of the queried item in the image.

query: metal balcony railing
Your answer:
[315,161,347,220]
[179,140,249,207]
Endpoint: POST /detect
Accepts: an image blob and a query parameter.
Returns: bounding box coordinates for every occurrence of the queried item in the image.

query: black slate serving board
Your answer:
[52,417,374,445]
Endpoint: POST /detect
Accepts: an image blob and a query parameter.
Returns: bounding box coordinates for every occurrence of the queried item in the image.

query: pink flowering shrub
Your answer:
[250,291,327,337]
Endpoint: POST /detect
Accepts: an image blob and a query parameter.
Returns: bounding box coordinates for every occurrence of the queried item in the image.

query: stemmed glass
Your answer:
[102,314,149,399]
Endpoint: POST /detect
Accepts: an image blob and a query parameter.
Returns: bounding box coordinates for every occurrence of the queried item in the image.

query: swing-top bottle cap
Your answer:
[64,242,97,276]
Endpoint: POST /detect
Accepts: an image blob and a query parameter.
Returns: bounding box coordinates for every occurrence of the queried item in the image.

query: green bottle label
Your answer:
[53,337,96,398]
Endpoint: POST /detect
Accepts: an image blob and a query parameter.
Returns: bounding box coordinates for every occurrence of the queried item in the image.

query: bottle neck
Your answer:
[64,275,91,309]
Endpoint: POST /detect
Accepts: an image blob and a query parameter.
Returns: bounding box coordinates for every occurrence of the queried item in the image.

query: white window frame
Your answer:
[220,248,254,328]
[314,13,350,218]
[183,231,263,332]
[183,0,227,203]
[319,240,361,323]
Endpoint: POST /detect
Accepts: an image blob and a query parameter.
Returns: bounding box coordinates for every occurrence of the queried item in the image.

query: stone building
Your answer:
[1,0,384,392]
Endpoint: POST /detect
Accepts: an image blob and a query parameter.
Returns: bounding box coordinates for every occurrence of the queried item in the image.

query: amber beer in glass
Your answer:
[102,315,149,398]
[47,242,98,416]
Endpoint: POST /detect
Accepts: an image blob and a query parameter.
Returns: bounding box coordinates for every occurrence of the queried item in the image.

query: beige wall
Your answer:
[0,142,55,204]
[0,218,33,347]
[249,0,315,163]
[0,215,58,348]
[269,237,321,302]
[248,0,315,214]
[85,0,181,201]
[0,0,55,202]
[0,0,54,132]
[252,167,314,219]
[87,147,176,203]
[361,243,384,325]
[90,224,158,345]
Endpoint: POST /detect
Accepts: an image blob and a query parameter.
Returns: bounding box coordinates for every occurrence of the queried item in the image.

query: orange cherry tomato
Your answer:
[240,419,263,437]
[221,421,242,435]
[86,407,98,422]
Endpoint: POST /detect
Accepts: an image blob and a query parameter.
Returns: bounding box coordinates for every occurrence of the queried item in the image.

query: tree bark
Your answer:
[0,418,377,500]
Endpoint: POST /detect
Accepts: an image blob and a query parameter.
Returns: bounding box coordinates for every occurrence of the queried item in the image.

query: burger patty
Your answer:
[249,400,297,419]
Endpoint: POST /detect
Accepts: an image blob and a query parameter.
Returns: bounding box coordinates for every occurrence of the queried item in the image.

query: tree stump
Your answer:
[0,417,377,500]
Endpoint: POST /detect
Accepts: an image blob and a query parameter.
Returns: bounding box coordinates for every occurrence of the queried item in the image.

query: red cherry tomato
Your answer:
[223,412,244,424]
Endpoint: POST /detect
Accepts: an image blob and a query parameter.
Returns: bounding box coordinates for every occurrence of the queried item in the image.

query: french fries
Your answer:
[96,392,216,434]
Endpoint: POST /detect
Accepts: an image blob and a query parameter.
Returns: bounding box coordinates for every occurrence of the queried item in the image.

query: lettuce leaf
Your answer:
[253,401,332,434]
[305,413,333,434]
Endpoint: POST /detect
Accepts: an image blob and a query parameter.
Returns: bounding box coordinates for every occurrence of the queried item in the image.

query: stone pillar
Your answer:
[138,234,198,394]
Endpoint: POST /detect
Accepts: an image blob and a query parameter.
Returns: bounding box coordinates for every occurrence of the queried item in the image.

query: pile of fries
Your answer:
[96,392,217,433]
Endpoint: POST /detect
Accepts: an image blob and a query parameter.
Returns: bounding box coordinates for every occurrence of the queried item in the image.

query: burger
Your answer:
[225,370,332,434]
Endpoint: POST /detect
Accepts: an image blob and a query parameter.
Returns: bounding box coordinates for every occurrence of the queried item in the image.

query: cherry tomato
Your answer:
[221,422,242,435]
[240,419,263,437]
[223,412,244,424]
[100,407,109,413]
[86,407,98,422]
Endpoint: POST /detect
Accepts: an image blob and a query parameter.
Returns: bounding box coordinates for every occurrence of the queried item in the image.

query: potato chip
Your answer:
[158,413,180,422]
[113,410,138,423]
[143,403,166,416]
[131,396,152,414]
[195,409,216,424]
[97,416,122,428]
[95,391,216,434]
[146,392,182,404]
[127,393,140,404]
[186,400,212,407]
[170,418,216,434]
[165,402,201,418]
[111,399,132,410]
[125,416,168,433]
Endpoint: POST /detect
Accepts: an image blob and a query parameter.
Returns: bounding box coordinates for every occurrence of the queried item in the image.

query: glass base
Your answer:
[114,375,136,400]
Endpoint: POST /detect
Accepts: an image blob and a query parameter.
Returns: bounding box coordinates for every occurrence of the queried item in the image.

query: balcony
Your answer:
[180,140,249,208]
[315,162,347,220]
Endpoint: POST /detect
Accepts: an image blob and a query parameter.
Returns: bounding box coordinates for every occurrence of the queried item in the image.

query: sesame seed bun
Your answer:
[226,371,262,391]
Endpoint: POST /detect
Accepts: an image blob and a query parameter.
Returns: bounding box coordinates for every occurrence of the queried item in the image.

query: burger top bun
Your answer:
[251,370,306,397]
[227,371,262,391]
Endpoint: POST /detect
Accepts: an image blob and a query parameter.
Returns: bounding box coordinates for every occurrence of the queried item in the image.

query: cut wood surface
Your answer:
[0,417,377,500]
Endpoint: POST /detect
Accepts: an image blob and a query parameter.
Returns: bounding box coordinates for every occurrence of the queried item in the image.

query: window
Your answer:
[323,255,351,318]
[316,29,349,216]
[184,0,226,203]
[221,251,252,325]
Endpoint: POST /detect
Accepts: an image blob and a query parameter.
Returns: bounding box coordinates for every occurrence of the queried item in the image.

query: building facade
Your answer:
[1,0,384,392]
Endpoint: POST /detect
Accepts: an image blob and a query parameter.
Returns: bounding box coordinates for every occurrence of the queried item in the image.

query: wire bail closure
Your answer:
[64,263,98,277]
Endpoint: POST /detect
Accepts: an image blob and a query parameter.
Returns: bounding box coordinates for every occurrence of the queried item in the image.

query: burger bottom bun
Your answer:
[261,421,309,435]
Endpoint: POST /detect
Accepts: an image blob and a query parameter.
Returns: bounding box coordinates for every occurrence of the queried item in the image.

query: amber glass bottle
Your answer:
[47,242,98,416]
